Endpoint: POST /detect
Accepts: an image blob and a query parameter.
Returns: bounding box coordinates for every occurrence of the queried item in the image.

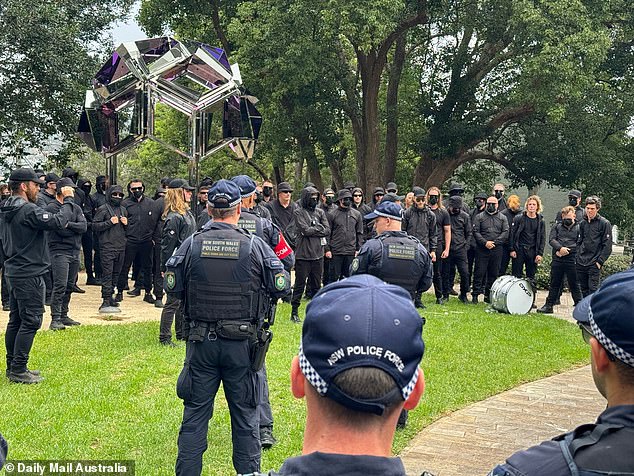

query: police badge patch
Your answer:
[274,273,287,290]
[351,258,359,273]
[165,271,176,290]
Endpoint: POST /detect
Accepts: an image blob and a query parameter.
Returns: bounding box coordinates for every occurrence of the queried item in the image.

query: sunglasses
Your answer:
[387,189,397,193]
[130,187,143,191]
[494,190,504,193]
[353,194,362,197]
[279,191,292,194]
[415,197,425,202]
[374,193,384,197]
[579,323,616,361]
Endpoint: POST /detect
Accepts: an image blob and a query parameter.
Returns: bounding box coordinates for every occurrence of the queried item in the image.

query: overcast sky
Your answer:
[110,2,148,45]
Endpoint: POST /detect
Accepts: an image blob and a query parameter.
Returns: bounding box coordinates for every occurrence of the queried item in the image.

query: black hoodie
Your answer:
[293,186,330,260]
[0,195,74,277]
[46,196,87,253]
[92,186,128,251]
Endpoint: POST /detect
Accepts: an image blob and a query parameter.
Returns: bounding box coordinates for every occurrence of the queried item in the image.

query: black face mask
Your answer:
[263,186,273,197]
[98,183,107,193]
[82,184,92,195]
[494,190,504,200]
[341,198,352,208]
[111,197,122,206]
[255,191,263,204]
[450,208,460,215]
[475,199,485,208]
[568,197,578,207]
[563,218,574,227]
[428,196,439,205]
[486,203,497,214]
[132,190,144,200]
[325,196,335,206]
[308,197,319,209]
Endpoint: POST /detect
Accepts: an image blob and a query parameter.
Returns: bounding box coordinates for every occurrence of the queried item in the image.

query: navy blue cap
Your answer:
[230,175,257,198]
[573,269,634,367]
[207,179,242,208]
[364,201,403,221]
[300,275,425,415]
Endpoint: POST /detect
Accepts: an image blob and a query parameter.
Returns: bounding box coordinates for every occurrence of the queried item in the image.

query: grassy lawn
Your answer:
[0,296,588,475]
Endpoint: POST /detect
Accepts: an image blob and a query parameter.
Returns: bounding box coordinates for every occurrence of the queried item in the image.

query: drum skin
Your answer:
[490,275,534,314]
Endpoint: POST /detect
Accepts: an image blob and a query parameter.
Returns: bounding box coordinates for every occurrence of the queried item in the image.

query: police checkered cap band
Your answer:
[208,193,241,208]
[589,305,634,367]
[299,344,329,395]
[402,367,419,401]
[372,209,403,221]
[240,189,256,199]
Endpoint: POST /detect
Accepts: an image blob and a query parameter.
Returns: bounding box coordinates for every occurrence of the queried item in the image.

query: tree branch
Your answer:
[211,0,231,55]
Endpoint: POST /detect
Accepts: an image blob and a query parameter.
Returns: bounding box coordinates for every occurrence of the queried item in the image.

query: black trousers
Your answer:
[81,231,94,279]
[443,248,470,297]
[159,295,183,343]
[330,254,354,282]
[93,232,102,279]
[0,266,8,307]
[432,256,447,298]
[117,240,153,293]
[50,251,80,320]
[499,245,512,275]
[547,258,582,305]
[473,246,503,296]
[322,256,333,286]
[291,258,323,308]
[576,263,601,298]
[512,247,537,280]
[176,337,260,475]
[101,247,125,299]
[6,275,45,374]
[467,247,477,291]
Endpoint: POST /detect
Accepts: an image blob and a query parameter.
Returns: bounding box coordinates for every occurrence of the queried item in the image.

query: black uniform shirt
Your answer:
[264,451,408,476]
[519,216,538,248]
[431,207,450,252]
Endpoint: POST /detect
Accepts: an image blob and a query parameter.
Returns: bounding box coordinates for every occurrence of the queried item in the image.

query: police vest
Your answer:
[238,210,264,238]
[373,234,423,295]
[186,226,267,323]
[555,423,634,475]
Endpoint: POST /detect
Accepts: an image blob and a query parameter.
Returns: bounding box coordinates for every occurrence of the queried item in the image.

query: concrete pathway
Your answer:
[400,291,603,476]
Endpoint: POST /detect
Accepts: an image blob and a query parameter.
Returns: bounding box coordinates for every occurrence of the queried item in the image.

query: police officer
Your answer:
[490,269,634,476]
[349,200,432,428]
[165,179,291,476]
[1,168,75,384]
[232,174,295,450]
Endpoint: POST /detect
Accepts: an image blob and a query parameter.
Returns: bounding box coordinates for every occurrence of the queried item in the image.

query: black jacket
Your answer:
[0,195,74,277]
[161,210,196,270]
[576,214,612,266]
[473,211,509,247]
[501,208,521,245]
[449,210,472,251]
[509,212,546,256]
[36,190,57,209]
[469,206,485,249]
[549,222,580,261]
[293,187,330,260]
[92,186,128,252]
[121,195,158,243]
[265,199,297,235]
[326,206,364,255]
[46,199,87,253]
[402,206,437,252]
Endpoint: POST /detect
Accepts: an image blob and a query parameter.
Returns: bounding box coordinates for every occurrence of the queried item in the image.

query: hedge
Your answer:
[534,253,632,290]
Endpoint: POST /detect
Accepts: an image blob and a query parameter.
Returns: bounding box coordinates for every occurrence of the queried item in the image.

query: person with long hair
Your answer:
[159,179,196,346]
[509,195,545,282]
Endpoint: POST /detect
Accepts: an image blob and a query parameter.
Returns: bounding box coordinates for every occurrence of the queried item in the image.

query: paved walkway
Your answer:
[400,291,602,476]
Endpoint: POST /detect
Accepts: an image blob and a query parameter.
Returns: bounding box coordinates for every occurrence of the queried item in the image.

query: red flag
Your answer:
[274,232,293,259]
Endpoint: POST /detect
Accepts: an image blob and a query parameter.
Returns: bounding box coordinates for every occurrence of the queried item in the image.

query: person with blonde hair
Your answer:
[509,195,545,282]
[500,194,522,274]
[158,179,196,346]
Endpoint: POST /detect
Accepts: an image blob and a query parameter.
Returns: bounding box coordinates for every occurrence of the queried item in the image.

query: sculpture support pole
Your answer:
[105,151,118,185]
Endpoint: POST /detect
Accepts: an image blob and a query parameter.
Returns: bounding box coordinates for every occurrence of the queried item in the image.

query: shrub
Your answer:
[534,253,631,290]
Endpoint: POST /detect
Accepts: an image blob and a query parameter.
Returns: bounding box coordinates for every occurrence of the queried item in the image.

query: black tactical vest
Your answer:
[238,209,264,238]
[186,226,266,322]
[372,233,423,296]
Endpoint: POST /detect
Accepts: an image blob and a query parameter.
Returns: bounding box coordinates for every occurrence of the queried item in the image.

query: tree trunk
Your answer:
[384,33,406,183]
[273,165,283,185]
[327,147,346,191]
[296,127,324,191]
[414,154,464,190]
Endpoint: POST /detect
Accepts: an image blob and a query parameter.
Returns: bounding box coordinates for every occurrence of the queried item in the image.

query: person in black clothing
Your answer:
[91,175,110,282]
[0,185,10,311]
[499,194,521,275]
[537,206,582,314]
[428,186,451,304]
[193,177,212,226]
[77,177,98,286]
[509,195,545,282]
[320,187,337,285]
[265,181,297,241]
[159,179,196,346]
[326,189,364,282]
[116,179,159,304]
[468,192,488,286]
[369,187,385,210]
[555,189,584,223]
[443,196,472,303]
[1,168,75,384]
[352,187,373,240]
[0,432,6,470]
[493,183,507,211]
[443,182,471,214]
[46,178,87,330]
[36,172,59,208]
[93,185,128,312]
[290,186,330,323]
[576,196,612,297]
[253,184,272,220]
[166,179,291,476]
[152,186,166,309]
[402,187,437,256]
[472,195,509,303]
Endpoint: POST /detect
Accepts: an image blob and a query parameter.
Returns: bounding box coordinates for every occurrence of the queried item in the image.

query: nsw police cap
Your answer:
[364,201,403,221]
[300,274,425,415]
[230,175,257,198]
[207,179,242,209]
[9,168,45,184]
[168,178,195,191]
[573,269,634,368]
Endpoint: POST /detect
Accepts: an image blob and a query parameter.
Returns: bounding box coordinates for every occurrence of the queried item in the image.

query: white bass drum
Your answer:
[489,275,534,315]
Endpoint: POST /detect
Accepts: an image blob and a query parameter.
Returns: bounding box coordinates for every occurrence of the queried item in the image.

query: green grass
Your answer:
[0,296,589,475]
